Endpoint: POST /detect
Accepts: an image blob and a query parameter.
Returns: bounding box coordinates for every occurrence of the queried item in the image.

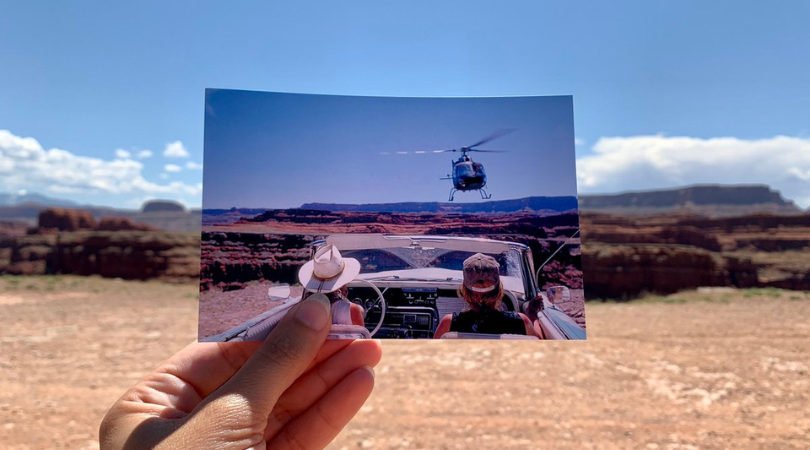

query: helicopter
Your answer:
[437,129,513,201]
[384,129,513,201]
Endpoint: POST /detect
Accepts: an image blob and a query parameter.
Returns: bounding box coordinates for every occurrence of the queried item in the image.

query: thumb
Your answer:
[212,293,332,417]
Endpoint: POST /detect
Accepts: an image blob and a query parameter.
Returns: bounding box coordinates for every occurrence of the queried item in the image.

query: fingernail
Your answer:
[295,293,331,331]
[361,365,375,379]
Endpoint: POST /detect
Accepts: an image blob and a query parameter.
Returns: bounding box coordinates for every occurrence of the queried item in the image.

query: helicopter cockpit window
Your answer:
[455,163,474,178]
[472,162,485,177]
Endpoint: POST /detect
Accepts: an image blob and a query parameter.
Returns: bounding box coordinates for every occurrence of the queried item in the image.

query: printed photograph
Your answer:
[199,89,585,340]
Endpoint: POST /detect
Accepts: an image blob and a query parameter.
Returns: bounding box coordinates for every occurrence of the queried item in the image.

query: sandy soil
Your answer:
[1,276,809,449]
[198,283,304,339]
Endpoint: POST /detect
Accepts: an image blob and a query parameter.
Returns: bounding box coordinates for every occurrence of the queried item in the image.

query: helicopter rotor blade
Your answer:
[466,149,508,153]
[467,128,516,149]
[380,149,455,155]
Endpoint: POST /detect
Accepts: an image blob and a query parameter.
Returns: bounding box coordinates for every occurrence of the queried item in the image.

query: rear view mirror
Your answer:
[267,284,291,301]
[546,286,570,304]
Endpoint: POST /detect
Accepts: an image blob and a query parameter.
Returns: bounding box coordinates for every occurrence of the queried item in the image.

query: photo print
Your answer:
[199,89,585,341]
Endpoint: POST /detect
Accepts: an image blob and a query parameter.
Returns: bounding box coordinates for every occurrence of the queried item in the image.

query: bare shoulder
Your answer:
[433,314,453,339]
[519,312,541,338]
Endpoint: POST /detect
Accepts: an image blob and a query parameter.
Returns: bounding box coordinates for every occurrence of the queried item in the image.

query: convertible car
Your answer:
[202,234,586,342]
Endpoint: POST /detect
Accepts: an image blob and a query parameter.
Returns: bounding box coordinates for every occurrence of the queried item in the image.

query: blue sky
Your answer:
[204,90,576,208]
[1,1,809,208]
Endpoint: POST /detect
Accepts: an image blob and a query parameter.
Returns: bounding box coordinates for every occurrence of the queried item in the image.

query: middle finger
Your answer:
[264,339,382,439]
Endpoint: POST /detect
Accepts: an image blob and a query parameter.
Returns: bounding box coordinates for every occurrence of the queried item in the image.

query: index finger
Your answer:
[212,294,332,416]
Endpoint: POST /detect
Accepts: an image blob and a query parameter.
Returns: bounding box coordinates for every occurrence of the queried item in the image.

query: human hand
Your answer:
[100,294,382,450]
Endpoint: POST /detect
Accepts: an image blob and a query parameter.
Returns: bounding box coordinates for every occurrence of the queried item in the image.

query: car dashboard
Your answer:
[347,286,465,339]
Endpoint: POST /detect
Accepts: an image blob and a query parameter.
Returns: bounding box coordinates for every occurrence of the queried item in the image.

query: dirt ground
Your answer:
[198,282,291,339]
[1,277,809,450]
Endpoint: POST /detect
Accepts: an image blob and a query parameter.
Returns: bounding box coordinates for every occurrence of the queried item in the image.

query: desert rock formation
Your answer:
[2,199,807,301]
[0,209,198,281]
[37,208,96,232]
[580,184,802,217]
[200,209,583,293]
[96,216,156,232]
[4,231,199,280]
[582,212,810,298]
[142,199,186,213]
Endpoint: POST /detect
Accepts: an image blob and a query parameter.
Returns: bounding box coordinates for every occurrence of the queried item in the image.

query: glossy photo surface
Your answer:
[199,89,585,341]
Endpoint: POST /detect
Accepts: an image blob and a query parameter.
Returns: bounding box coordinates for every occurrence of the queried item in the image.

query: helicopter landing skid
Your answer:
[448,188,492,201]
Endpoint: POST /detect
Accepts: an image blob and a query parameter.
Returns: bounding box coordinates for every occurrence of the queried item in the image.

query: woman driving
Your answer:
[433,253,537,338]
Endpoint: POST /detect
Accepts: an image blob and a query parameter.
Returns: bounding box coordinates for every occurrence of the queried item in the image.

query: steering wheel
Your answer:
[348,279,387,337]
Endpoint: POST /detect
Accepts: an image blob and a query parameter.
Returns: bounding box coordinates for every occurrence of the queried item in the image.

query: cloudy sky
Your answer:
[1,1,809,208]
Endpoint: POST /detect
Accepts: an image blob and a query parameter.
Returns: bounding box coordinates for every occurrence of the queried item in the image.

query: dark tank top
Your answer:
[450,309,526,335]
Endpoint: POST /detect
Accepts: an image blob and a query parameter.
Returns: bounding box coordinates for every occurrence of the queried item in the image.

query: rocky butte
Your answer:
[0,208,199,281]
[579,185,809,298]
[579,184,803,217]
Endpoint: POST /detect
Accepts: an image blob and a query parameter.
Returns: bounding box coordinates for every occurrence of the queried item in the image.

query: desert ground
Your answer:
[1,276,809,450]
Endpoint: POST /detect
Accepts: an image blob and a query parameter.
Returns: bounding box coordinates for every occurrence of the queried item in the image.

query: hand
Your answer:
[100,294,382,450]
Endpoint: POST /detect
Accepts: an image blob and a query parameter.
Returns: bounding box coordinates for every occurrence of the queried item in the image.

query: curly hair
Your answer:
[458,281,504,312]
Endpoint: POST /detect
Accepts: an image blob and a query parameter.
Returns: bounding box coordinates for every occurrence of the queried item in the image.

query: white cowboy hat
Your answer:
[298,245,361,293]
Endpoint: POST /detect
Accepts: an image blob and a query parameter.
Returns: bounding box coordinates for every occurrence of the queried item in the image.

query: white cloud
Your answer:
[577,135,810,207]
[163,140,190,158]
[137,149,153,159]
[115,149,131,159]
[164,164,182,173]
[787,167,810,181]
[185,161,203,170]
[0,129,202,198]
[574,137,586,147]
[126,196,156,208]
[130,177,200,196]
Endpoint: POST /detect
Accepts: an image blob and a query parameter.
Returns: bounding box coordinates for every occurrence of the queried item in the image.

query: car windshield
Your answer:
[341,246,525,286]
